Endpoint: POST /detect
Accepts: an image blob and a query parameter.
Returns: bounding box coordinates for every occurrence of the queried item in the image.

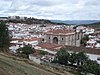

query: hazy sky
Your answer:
[0,0,100,20]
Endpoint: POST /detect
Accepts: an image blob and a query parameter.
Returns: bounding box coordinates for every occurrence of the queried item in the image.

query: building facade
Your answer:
[44,29,83,46]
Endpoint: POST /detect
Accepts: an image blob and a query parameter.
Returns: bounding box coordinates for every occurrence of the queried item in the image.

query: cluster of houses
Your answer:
[8,23,67,51]
[7,18,100,64]
[76,26,95,34]
[86,34,100,49]
[76,26,100,49]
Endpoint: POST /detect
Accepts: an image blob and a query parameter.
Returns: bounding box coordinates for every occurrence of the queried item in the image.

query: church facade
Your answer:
[44,29,83,46]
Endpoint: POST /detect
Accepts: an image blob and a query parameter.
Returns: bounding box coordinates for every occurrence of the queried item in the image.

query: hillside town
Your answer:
[0,16,100,75]
[0,0,100,74]
[1,16,98,65]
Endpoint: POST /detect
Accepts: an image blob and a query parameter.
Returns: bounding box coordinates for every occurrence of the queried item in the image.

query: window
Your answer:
[78,34,79,40]
[42,39,44,41]
[62,38,63,40]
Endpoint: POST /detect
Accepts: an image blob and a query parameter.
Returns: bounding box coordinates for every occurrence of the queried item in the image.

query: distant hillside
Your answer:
[0,17,7,19]
[83,22,100,29]
[51,20,100,25]
[7,17,68,25]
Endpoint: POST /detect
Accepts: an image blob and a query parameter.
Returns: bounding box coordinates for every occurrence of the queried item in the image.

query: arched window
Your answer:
[62,38,63,40]
[53,37,58,44]
[42,39,44,42]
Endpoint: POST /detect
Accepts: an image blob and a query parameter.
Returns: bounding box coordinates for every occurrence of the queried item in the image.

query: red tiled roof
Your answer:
[38,42,63,51]
[45,29,75,35]
[24,37,42,42]
[11,37,42,42]
[24,38,39,41]
[64,45,100,55]
[38,43,100,55]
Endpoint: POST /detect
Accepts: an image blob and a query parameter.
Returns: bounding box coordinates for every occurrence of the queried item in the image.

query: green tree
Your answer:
[16,45,35,58]
[0,21,10,52]
[82,60,100,75]
[40,50,48,55]
[56,48,70,65]
[81,35,89,46]
[76,51,88,66]
[69,52,77,65]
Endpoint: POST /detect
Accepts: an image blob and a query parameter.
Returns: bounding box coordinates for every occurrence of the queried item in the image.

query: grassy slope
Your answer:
[0,53,76,75]
[0,54,55,75]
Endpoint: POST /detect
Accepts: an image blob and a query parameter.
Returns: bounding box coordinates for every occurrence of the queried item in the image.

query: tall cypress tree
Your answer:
[0,21,10,52]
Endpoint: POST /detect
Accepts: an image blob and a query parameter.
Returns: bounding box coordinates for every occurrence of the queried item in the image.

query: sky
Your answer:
[0,0,100,20]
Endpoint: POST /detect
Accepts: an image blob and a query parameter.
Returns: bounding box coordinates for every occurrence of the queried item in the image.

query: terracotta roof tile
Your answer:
[24,37,42,42]
[38,42,63,51]
[45,29,75,35]
[64,45,100,55]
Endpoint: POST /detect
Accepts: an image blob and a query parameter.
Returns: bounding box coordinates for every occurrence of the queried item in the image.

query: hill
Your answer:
[0,53,55,75]
[7,17,68,25]
[84,22,100,29]
[51,20,100,25]
[0,17,7,19]
[0,53,75,75]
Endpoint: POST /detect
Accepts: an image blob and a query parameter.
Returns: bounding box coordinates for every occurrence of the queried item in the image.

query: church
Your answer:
[44,29,83,46]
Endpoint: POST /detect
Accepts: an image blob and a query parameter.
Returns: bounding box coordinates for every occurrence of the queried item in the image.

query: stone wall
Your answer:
[45,32,83,47]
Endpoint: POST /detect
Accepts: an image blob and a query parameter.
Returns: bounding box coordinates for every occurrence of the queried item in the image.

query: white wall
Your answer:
[29,55,41,64]
[87,54,100,64]
[68,51,100,64]
[24,41,39,46]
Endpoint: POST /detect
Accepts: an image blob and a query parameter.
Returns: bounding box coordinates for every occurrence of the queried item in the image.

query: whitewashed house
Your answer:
[29,54,42,64]
[85,28,95,35]
[86,39,97,48]
[23,37,42,47]
[29,54,55,64]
